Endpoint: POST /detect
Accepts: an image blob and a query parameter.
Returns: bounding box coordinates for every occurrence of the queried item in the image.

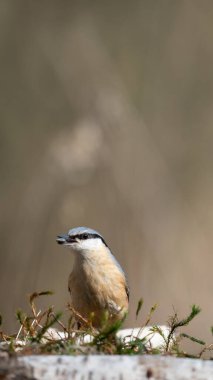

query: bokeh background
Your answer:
[0,1,213,351]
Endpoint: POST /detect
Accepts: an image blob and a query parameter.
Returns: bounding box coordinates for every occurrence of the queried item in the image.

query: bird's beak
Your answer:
[56,234,76,245]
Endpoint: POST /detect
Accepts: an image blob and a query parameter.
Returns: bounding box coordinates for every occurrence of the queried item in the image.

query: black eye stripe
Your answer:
[69,233,108,247]
[81,233,89,240]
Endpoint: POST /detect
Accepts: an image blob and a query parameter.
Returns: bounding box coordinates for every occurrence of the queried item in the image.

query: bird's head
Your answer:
[56,226,108,254]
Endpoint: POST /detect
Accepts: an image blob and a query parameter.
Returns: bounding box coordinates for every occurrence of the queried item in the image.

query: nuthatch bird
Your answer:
[56,227,129,328]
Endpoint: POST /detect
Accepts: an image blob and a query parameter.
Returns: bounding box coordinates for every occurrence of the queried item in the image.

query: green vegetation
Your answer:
[0,292,212,358]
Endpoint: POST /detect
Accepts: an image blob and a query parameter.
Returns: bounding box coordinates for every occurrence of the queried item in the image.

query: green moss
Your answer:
[0,291,212,359]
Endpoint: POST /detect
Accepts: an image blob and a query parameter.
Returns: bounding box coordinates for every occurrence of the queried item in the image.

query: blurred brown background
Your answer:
[0,1,212,350]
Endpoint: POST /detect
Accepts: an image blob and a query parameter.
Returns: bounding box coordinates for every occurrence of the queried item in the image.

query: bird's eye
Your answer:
[81,233,89,240]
